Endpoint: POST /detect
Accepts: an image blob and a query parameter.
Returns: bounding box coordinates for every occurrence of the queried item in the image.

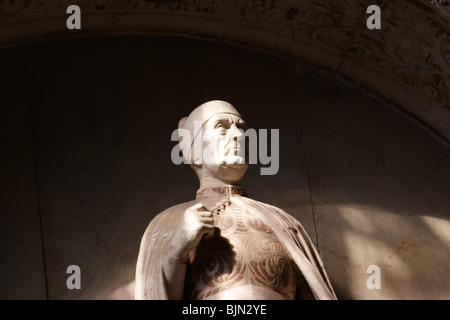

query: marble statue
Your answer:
[135,100,337,300]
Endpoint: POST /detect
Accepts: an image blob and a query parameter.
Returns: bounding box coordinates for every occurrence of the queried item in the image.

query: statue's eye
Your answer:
[215,122,228,134]
[236,120,247,131]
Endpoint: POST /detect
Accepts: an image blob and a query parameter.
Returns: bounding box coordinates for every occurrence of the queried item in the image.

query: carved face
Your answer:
[200,112,249,182]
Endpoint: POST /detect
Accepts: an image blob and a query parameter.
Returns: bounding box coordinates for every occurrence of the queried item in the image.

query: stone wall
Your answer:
[0,36,449,300]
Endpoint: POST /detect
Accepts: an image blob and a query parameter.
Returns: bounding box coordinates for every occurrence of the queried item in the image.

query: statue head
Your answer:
[178,100,249,186]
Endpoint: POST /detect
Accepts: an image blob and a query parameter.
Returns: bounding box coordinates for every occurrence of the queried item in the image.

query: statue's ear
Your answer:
[178,117,191,164]
[178,117,188,130]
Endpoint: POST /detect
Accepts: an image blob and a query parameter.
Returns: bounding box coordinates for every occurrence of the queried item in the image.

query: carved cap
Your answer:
[178,100,242,164]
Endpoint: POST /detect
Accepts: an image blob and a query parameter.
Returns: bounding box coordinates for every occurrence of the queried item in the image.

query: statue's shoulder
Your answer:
[142,200,195,243]
[240,196,301,225]
[155,200,197,219]
[142,199,197,235]
[242,196,290,215]
[154,200,197,223]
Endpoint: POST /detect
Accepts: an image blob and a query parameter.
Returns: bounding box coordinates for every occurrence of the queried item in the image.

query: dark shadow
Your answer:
[184,228,236,299]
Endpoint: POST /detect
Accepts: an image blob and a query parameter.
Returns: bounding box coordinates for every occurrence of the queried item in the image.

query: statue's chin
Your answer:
[222,163,247,170]
[201,160,247,183]
[222,155,246,168]
[218,162,248,182]
[202,155,248,182]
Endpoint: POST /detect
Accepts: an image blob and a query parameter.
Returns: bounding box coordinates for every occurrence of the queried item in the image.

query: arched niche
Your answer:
[0,0,449,300]
[1,0,449,142]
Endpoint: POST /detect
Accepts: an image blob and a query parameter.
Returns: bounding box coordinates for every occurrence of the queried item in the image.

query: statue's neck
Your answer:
[198,176,242,190]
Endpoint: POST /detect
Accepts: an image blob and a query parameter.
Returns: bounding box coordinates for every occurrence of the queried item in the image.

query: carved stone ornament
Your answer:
[0,0,449,143]
[134,100,338,300]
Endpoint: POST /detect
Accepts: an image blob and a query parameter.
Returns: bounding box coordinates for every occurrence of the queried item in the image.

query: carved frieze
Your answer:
[0,0,449,140]
[346,1,450,108]
[427,0,450,18]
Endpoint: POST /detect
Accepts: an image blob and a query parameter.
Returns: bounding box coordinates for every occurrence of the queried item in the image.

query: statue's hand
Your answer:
[168,203,214,263]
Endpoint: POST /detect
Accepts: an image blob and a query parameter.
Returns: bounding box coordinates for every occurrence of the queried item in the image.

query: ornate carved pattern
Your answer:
[281,0,363,53]
[0,0,449,140]
[347,1,450,108]
[427,0,450,18]
[186,201,298,300]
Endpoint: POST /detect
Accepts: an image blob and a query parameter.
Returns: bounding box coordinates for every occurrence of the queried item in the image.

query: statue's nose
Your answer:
[229,124,245,139]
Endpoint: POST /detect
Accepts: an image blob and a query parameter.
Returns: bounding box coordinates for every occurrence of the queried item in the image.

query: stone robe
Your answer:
[135,185,337,300]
